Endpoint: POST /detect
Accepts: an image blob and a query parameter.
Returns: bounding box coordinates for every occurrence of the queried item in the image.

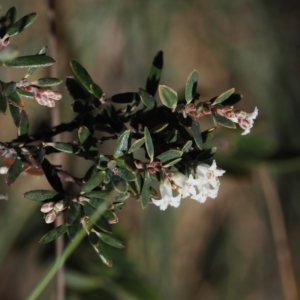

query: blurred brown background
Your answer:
[0,0,300,299]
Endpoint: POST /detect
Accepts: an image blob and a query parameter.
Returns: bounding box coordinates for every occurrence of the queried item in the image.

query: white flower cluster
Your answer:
[152,160,225,210]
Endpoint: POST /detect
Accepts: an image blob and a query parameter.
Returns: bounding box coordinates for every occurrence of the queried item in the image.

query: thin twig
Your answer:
[259,168,298,300]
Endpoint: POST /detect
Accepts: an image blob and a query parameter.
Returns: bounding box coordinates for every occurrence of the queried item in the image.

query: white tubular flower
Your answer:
[191,183,218,203]
[238,107,258,135]
[152,179,181,210]
[196,160,225,189]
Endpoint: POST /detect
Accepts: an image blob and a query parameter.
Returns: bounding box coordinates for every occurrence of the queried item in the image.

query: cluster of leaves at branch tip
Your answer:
[0,7,258,267]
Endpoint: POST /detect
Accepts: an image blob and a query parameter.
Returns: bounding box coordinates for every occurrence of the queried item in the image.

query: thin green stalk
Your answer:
[26,202,107,300]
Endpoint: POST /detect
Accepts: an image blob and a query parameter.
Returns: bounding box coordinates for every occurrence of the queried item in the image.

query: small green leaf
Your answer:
[16,88,33,98]
[4,55,55,68]
[139,88,155,109]
[6,13,37,37]
[67,220,81,241]
[103,210,118,224]
[156,150,182,164]
[84,190,111,200]
[89,198,105,209]
[185,69,198,103]
[113,130,131,158]
[18,109,29,137]
[6,157,23,186]
[25,46,47,78]
[117,168,136,182]
[212,112,237,129]
[41,158,64,192]
[24,190,60,201]
[7,91,24,108]
[141,175,152,209]
[39,224,67,244]
[5,7,17,25]
[146,50,163,96]
[44,142,74,154]
[111,175,127,193]
[9,103,20,127]
[0,95,7,114]
[158,85,178,109]
[82,202,111,233]
[182,140,193,153]
[97,232,124,249]
[128,137,145,154]
[82,171,106,194]
[90,235,113,267]
[111,92,138,104]
[70,60,93,93]
[3,82,16,97]
[212,88,235,105]
[91,82,103,99]
[162,158,182,167]
[144,127,154,162]
[151,123,169,134]
[31,77,62,87]
[66,202,81,226]
[191,121,203,149]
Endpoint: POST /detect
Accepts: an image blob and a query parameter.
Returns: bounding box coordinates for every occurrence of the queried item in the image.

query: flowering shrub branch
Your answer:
[0,7,258,267]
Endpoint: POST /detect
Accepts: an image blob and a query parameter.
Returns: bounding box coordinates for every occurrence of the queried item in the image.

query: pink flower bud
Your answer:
[41,202,55,213]
[45,210,56,224]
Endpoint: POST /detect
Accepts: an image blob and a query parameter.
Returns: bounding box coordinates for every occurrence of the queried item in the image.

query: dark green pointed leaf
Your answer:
[117,168,136,181]
[9,103,20,127]
[113,130,131,158]
[3,82,16,97]
[103,210,118,224]
[212,112,236,129]
[0,95,7,114]
[78,126,92,148]
[41,158,64,192]
[6,13,37,36]
[25,46,47,78]
[111,92,138,104]
[97,232,124,249]
[82,202,111,233]
[212,88,235,105]
[16,88,33,98]
[144,127,154,162]
[37,147,45,165]
[6,157,23,186]
[146,50,163,96]
[4,55,55,68]
[185,69,198,103]
[39,224,67,244]
[18,109,29,137]
[141,175,151,209]
[66,202,81,226]
[89,198,105,209]
[182,140,193,153]
[67,220,81,241]
[151,123,169,134]
[70,60,93,93]
[24,190,60,201]
[7,90,24,108]
[5,7,17,25]
[158,85,177,109]
[44,142,74,154]
[191,121,203,149]
[139,88,155,109]
[163,157,182,167]
[91,236,113,267]
[112,175,127,193]
[91,82,103,99]
[31,77,62,87]
[65,76,87,101]
[82,171,105,193]
[156,150,182,164]
[84,190,112,200]
[128,137,145,154]
[220,93,242,106]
